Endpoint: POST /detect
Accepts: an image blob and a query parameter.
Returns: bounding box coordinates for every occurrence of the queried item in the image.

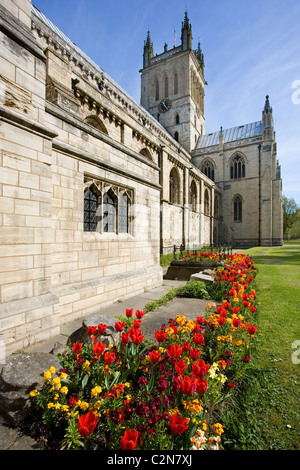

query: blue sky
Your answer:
[33,0,300,205]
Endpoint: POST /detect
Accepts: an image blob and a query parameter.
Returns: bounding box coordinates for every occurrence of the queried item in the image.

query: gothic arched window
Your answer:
[169,167,180,205]
[174,131,179,142]
[175,114,180,125]
[233,194,242,222]
[189,180,197,211]
[84,186,99,232]
[201,160,215,182]
[204,189,210,216]
[174,73,178,95]
[230,155,245,179]
[119,192,129,233]
[103,189,117,233]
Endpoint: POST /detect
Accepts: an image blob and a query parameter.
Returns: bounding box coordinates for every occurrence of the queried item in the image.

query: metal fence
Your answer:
[173,243,233,260]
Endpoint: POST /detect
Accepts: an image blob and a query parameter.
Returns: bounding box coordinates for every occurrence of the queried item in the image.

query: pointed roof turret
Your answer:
[143,30,153,68]
[181,11,192,50]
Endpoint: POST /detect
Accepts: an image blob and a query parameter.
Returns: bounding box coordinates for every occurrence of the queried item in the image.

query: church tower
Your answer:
[140,12,206,153]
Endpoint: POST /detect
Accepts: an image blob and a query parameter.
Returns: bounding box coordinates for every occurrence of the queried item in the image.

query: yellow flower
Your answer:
[29,389,39,397]
[60,372,68,380]
[212,423,224,436]
[61,405,69,413]
[91,386,102,398]
[83,360,90,373]
[79,401,89,411]
[124,382,130,388]
[176,315,186,325]
[60,386,68,395]
[47,402,55,409]
[43,371,52,381]
[52,377,61,390]
[49,366,56,374]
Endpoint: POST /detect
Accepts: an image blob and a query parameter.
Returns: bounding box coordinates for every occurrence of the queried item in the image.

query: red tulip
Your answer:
[155,330,167,343]
[247,324,258,336]
[166,344,183,360]
[121,429,139,450]
[218,316,226,325]
[232,317,241,327]
[182,342,191,351]
[125,309,133,317]
[250,305,257,313]
[189,348,201,360]
[92,341,106,356]
[104,351,115,365]
[78,411,99,438]
[175,359,187,375]
[121,332,130,344]
[180,375,197,396]
[115,321,126,332]
[132,319,141,329]
[87,326,97,336]
[130,329,144,345]
[192,359,210,378]
[149,350,161,364]
[196,378,207,395]
[135,310,145,319]
[169,412,189,434]
[243,300,250,308]
[97,323,107,334]
[73,342,83,355]
[231,307,240,314]
[196,316,205,325]
[193,333,205,345]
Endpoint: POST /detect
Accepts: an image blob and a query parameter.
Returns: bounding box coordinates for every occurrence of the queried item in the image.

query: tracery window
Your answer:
[201,160,215,182]
[84,179,133,234]
[230,155,245,179]
[233,194,242,222]
[169,167,180,205]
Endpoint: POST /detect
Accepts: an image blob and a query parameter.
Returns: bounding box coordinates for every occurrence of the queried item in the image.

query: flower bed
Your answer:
[29,253,258,450]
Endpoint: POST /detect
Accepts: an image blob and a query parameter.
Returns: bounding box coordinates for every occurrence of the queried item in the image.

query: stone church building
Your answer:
[0,1,283,357]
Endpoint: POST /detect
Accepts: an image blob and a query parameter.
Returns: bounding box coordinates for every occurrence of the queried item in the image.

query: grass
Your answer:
[221,244,300,450]
[159,244,300,449]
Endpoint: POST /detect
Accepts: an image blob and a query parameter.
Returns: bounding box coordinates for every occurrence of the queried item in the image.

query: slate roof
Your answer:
[196,121,263,149]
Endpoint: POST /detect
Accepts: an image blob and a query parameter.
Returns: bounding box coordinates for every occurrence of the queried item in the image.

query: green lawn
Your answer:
[226,244,300,450]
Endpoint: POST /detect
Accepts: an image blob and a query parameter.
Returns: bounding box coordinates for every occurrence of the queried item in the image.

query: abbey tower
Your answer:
[140,12,205,153]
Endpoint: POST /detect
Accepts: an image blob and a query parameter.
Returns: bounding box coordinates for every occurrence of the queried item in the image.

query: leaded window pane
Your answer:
[119,194,128,233]
[84,188,98,231]
[103,191,116,232]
